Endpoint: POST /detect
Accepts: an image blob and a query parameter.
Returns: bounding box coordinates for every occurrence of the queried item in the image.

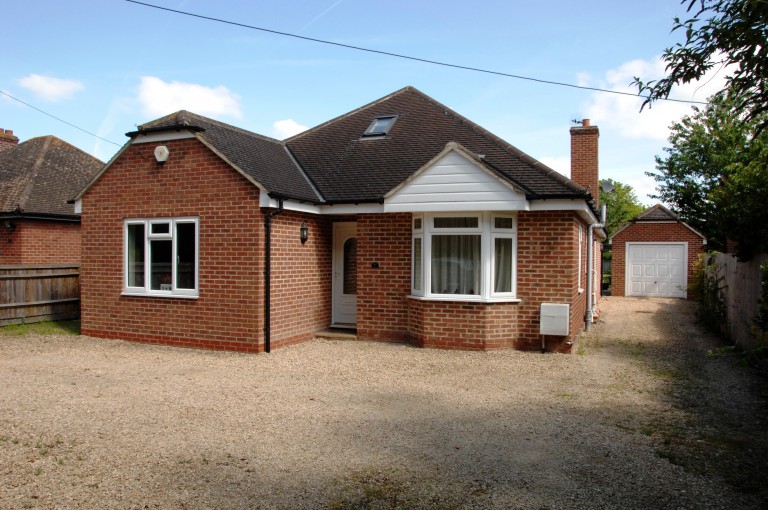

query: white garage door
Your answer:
[627,243,687,298]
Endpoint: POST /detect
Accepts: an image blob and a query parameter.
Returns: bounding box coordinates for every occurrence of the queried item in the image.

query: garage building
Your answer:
[609,204,706,299]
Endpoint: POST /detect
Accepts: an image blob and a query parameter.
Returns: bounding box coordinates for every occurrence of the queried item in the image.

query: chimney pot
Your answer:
[582,119,590,127]
[0,128,20,151]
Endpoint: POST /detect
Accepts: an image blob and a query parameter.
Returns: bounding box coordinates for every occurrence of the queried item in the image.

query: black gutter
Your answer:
[263,198,285,353]
[266,192,385,207]
[0,212,81,223]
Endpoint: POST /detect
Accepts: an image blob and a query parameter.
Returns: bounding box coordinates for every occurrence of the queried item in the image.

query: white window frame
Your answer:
[578,224,584,294]
[123,217,199,298]
[411,212,518,302]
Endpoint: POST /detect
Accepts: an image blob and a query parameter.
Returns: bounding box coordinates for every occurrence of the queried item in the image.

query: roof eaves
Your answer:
[0,211,80,222]
[125,124,205,137]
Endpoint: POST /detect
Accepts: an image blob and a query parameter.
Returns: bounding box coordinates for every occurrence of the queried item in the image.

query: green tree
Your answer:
[650,95,768,259]
[634,0,768,133]
[599,180,645,239]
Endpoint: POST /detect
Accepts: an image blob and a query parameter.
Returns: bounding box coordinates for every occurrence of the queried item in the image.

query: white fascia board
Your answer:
[130,131,197,144]
[74,199,82,214]
[320,203,385,214]
[259,191,322,214]
[384,201,529,213]
[529,199,599,223]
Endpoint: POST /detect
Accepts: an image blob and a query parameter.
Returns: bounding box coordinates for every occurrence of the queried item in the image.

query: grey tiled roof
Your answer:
[286,86,587,203]
[133,87,590,205]
[136,112,321,203]
[0,136,103,217]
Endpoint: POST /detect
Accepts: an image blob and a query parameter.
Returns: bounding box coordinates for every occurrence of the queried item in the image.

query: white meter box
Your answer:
[540,303,569,336]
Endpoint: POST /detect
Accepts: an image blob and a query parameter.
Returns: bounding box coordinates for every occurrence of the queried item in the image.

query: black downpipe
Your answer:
[263,198,284,353]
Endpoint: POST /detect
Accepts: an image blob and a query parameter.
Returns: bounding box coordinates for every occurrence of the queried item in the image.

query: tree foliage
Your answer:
[650,95,768,260]
[634,0,768,133]
[599,180,645,239]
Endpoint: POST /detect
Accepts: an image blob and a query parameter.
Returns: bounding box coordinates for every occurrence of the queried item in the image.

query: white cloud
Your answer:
[581,56,731,141]
[137,76,243,119]
[272,119,308,139]
[18,74,84,102]
[538,156,570,177]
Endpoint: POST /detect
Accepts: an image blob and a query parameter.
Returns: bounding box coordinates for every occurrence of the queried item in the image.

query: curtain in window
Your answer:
[494,237,513,293]
[431,235,481,294]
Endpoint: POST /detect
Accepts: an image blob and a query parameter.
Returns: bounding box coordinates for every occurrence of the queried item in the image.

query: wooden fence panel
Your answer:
[710,253,767,350]
[0,264,80,326]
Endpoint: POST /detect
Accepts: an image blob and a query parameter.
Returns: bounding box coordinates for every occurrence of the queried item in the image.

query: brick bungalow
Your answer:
[74,86,605,353]
[610,204,706,299]
[0,131,103,264]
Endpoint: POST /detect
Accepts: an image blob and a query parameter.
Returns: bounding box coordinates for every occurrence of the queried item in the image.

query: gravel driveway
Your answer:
[2,297,767,509]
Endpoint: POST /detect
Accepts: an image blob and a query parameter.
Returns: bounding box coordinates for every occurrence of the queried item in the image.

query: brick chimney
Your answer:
[570,119,599,205]
[0,129,20,152]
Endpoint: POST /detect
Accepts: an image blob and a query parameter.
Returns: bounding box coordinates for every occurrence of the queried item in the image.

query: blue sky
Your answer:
[2,0,725,204]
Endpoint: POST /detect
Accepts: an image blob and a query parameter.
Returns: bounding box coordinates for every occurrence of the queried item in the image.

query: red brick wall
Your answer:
[518,211,587,352]
[611,222,706,299]
[357,213,411,342]
[80,138,266,352]
[0,220,81,265]
[408,299,519,350]
[268,211,333,348]
[570,123,600,206]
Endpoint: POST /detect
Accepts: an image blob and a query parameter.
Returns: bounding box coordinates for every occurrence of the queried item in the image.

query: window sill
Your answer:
[408,295,521,304]
[121,291,199,300]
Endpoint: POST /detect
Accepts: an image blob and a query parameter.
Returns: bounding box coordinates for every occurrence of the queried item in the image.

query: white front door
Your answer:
[627,243,687,298]
[332,222,357,327]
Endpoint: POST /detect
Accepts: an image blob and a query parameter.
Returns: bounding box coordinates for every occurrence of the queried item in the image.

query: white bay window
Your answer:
[124,217,199,298]
[411,212,517,301]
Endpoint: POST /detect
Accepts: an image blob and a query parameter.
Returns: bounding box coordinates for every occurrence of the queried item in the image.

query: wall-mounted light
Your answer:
[300,222,309,244]
[3,221,15,232]
[154,145,170,165]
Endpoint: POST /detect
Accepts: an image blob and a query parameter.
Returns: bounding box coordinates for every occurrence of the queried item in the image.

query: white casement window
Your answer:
[124,217,199,298]
[411,212,517,301]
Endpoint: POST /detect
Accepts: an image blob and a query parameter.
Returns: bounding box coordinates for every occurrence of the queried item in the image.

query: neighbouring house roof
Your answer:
[609,203,707,242]
[286,86,588,204]
[0,136,103,218]
[132,111,321,203]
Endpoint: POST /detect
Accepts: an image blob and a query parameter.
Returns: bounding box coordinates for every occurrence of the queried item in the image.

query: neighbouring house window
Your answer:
[124,217,199,297]
[411,212,516,300]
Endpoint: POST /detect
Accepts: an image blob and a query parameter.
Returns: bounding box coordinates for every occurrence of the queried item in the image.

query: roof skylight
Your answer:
[363,115,397,137]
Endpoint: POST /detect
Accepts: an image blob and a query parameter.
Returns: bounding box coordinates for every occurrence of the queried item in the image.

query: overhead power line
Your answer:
[0,90,122,147]
[126,0,708,106]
